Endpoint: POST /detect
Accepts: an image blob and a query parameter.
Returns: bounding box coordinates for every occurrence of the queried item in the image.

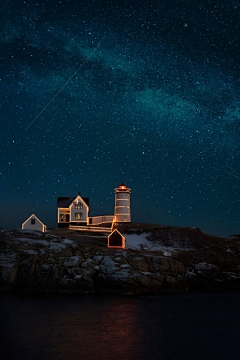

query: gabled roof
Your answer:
[57,197,75,208]
[70,194,89,210]
[108,229,125,239]
[57,195,89,208]
[22,213,46,226]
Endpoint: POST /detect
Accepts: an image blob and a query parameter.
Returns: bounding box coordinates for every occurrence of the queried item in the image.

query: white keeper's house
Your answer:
[57,182,131,231]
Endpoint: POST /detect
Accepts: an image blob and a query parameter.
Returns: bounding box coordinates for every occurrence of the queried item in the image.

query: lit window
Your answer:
[31,219,35,225]
[75,202,83,209]
[75,213,83,220]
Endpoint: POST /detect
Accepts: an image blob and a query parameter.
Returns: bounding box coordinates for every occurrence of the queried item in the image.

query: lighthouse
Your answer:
[114,182,131,222]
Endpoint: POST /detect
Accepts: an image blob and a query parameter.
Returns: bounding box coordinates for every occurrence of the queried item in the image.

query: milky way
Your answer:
[1,0,240,236]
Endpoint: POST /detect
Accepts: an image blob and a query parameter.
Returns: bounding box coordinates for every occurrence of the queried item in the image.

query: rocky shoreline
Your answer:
[1,228,240,295]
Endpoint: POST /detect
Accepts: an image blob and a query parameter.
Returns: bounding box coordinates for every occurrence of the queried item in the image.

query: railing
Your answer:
[88,215,114,225]
[69,225,112,233]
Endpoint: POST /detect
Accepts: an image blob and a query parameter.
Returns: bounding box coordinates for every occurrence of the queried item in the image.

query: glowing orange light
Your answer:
[118,182,127,190]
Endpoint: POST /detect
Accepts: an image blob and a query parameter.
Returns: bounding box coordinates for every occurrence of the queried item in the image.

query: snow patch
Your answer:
[64,256,81,267]
[18,238,49,246]
[19,249,38,255]
[100,256,118,273]
[194,262,218,271]
[62,238,75,245]
[19,229,43,236]
[124,233,150,250]
[124,233,194,254]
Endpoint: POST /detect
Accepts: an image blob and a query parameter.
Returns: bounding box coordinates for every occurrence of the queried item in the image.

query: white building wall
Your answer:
[114,186,131,222]
[22,215,46,232]
[70,201,88,222]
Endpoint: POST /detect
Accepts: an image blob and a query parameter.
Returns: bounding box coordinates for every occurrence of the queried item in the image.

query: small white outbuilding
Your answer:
[22,214,47,232]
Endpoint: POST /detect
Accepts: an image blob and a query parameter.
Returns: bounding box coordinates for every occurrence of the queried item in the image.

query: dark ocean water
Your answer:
[1,292,240,360]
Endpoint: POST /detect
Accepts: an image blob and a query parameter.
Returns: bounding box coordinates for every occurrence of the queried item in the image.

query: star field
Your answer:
[1,0,240,236]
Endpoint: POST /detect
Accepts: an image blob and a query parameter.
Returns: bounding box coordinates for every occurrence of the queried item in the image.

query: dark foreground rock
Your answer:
[1,229,240,295]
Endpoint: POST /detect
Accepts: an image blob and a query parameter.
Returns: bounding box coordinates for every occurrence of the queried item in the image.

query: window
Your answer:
[75,202,83,209]
[31,219,35,225]
[75,213,83,220]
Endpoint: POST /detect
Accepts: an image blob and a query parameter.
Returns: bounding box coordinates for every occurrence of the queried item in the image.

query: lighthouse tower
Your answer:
[114,182,131,222]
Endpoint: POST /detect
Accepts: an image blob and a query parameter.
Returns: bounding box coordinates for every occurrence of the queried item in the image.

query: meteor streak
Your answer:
[25,40,103,131]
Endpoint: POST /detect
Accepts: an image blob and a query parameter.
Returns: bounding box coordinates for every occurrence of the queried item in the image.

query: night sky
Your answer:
[1,0,240,237]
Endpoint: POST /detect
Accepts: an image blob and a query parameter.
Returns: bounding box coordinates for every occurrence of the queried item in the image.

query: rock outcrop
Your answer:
[0,230,188,295]
[1,229,240,295]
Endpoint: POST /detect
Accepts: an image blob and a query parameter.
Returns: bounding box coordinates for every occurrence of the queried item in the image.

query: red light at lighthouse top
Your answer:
[119,182,127,190]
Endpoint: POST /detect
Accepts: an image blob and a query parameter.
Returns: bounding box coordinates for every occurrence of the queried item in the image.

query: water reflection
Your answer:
[1,295,143,360]
[1,292,240,360]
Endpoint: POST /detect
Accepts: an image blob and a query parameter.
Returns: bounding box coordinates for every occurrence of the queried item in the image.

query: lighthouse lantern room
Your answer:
[114,182,131,223]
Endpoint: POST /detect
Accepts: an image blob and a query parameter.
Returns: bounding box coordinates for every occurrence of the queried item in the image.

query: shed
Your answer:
[22,214,47,232]
[108,229,125,248]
